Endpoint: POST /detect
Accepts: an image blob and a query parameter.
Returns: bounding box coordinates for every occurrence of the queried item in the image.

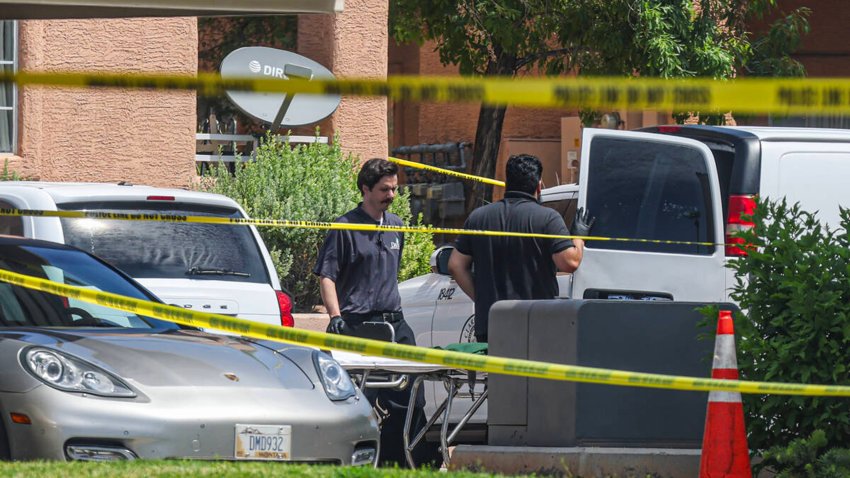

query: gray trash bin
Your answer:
[488,299,737,448]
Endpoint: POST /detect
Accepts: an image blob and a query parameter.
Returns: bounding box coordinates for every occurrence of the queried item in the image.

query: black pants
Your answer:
[341,312,436,467]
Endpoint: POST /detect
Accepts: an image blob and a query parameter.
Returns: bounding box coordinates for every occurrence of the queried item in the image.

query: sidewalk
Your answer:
[293,313,328,333]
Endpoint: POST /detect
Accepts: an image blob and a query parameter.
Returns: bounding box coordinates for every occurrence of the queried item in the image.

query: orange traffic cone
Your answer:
[699,310,752,478]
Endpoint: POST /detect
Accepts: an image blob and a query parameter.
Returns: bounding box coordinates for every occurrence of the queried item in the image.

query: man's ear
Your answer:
[536,180,543,197]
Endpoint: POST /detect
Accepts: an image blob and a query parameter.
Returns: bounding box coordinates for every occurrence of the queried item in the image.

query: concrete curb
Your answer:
[450,445,701,477]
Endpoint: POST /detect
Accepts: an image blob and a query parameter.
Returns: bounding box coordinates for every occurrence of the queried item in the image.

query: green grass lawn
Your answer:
[0,461,504,478]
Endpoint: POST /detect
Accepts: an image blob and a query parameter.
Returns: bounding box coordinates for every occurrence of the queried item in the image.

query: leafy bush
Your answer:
[198,133,433,311]
[1,159,21,180]
[728,198,850,451]
[759,430,850,477]
[388,188,435,282]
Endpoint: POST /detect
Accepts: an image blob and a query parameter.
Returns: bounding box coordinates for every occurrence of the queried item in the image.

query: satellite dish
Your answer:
[220,47,341,128]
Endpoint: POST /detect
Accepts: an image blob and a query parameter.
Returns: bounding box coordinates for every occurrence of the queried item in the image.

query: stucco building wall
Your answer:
[298,0,388,163]
[10,17,198,186]
[5,1,849,187]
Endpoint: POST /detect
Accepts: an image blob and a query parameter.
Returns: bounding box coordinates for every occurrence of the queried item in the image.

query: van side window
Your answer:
[542,198,578,227]
[0,200,22,236]
[586,137,715,255]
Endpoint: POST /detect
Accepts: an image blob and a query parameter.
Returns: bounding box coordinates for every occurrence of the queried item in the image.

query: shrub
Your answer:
[1,159,21,180]
[758,430,850,477]
[388,188,435,281]
[198,133,434,311]
[728,198,850,452]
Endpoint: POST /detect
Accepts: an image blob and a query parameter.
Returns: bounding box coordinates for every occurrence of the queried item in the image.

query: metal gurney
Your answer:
[332,350,488,468]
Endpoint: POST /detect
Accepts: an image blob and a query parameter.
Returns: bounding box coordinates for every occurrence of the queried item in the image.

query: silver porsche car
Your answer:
[0,236,379,464]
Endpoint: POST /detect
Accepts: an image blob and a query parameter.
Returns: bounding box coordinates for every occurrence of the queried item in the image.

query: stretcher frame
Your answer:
[333,351,488,468]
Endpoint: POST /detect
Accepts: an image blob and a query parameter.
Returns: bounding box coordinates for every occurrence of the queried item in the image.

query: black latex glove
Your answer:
[326,315,346,335]
[571,207,596,237]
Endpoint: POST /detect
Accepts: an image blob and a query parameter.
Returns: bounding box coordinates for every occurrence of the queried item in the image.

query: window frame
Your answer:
[0,20,17,155]
[584,136,716,256]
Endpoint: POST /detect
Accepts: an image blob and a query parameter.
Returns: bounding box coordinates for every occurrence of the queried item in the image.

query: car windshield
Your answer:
[58,201,269,284]
[0,243,180,329]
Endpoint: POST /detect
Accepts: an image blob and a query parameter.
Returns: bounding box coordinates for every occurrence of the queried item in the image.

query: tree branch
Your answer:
[515,47,574,71]
[464,0,496,60]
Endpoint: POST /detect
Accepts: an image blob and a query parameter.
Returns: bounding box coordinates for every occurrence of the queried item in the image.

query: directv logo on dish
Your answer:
[248,59,290,79]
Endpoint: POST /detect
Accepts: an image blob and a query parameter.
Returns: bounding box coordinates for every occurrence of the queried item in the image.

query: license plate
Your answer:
[234,424,292,460]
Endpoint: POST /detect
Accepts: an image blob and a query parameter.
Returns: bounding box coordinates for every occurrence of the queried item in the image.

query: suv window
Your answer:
[542,198,578,226]
[58,201,270,283]
[586,137,715,255]
[0,200,22,236]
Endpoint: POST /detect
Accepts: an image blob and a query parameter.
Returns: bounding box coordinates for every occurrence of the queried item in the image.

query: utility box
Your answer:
[488,299,737,448]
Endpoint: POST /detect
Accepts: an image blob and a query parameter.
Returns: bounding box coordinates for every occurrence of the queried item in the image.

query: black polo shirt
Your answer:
[454,191,573,339]
[313,204,405,315]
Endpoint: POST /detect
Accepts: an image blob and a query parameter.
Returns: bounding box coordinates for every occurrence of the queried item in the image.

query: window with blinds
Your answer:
[0,21,17,154]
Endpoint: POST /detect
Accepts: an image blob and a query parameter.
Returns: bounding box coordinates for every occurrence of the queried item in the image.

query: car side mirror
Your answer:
[430,246,454,276]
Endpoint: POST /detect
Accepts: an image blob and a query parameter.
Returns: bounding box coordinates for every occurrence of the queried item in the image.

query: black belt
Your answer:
[343,311,404,324]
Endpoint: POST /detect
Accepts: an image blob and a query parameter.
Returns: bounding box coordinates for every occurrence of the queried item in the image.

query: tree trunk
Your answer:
[465,53,516,214]
[466,104,508,213]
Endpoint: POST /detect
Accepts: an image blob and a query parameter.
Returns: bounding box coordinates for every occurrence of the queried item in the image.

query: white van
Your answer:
[574,125,850,303]
[401,125,850,441]
[0,182,294,327]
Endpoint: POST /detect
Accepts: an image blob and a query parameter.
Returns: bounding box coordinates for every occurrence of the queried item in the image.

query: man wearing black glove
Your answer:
[448,154,594,343]
[314,158,434,467]
[571,206,596,238]
[326,315,346,335]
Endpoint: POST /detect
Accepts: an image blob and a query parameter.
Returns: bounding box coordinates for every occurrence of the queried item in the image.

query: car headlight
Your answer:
[313,351,356,401]
[22,347,136,398]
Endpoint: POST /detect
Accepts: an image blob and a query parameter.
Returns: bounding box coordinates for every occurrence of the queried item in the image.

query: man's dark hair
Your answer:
[505,154,543,194]
[357,158,399,194]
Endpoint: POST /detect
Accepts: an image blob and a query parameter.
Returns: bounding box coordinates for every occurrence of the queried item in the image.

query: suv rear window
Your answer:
[586,137,715,255]
[542,198,578,226]
[58,201,270,283]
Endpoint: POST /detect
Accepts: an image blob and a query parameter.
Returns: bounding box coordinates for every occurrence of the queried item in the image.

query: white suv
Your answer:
[0,182,293,327]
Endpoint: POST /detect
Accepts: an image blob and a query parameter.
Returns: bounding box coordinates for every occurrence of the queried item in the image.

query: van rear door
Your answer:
[572,129,727,302]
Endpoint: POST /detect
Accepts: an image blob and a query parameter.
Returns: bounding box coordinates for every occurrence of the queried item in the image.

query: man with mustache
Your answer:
[315,157,432,466]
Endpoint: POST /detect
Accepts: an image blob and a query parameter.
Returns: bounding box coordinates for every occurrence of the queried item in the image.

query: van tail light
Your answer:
[276,290,294,327]
[146,196,175,201]
[657,126,682,134]
[725,195,756,256]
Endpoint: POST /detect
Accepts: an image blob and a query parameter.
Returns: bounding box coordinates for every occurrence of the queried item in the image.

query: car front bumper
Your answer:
[1,384,379,464]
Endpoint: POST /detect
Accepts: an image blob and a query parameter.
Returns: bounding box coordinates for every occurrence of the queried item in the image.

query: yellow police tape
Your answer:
[389,157,506,187]
[0,266,848,397]
[6,70,850,113]
[0,207,718,248]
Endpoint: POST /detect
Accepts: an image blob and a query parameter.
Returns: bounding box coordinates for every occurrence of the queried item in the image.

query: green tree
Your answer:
[746,7,811,78]
[390,0,806,210]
